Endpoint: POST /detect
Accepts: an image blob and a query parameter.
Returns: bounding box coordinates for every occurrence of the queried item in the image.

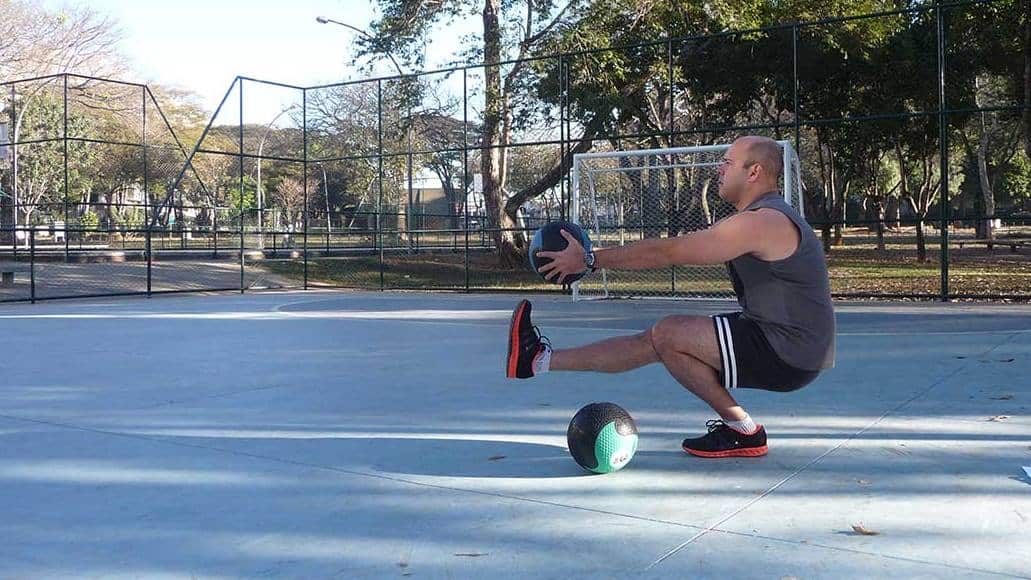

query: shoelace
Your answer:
[532,325,551,350]
[705,419,728,433]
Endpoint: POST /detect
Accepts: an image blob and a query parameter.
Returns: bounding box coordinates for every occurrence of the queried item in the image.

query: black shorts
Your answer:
[711,312,820,392]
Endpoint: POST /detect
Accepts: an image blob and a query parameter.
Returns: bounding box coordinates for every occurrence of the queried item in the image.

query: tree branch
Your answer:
[503,115,604,213]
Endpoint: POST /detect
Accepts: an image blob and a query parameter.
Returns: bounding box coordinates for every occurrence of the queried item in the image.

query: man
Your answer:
[505,136,835,458]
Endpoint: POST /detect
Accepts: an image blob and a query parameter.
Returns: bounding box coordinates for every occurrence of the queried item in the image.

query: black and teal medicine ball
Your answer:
[528,220,592,284]
[566,402,638,474]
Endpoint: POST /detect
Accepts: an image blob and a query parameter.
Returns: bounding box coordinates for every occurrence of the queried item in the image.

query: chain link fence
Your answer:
[2,0,1029,302]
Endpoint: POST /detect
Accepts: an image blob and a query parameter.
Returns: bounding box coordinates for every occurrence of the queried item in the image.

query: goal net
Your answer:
[571,141,803,301]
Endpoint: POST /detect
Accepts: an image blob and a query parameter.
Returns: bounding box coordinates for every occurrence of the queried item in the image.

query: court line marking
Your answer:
[0,304,1027,337]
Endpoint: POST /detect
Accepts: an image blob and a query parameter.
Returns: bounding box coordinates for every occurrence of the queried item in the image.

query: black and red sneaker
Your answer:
[505,299,551,379]
[682,420,768,458]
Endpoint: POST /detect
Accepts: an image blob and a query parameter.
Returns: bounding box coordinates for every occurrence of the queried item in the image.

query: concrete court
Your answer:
[0,290,1028,579]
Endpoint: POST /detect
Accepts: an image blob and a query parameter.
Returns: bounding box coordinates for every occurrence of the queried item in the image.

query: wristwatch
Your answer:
[584,250,597,272]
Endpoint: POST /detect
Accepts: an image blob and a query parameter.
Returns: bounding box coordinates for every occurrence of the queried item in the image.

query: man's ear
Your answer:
[747,163,762,183]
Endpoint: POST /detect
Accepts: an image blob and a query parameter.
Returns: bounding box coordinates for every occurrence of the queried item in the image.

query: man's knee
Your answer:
[650,315,713,357]
[650,316,679,355]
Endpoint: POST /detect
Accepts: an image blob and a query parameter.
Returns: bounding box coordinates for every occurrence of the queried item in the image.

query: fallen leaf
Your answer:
[851,524,880,536]
[857,479,872,485]
[989,394,1014,400]
[537,403,551,406]
[487,455,506,461]
[988,415,1011,422]
[398,561,409,569]
[998,358,1015,363]
[454,553,489,557]
[955,356,967,359]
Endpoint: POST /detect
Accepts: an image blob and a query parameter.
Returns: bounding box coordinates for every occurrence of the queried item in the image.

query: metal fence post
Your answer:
[63,74,70,260]
[793,24,802,157]
[936,2,951,302]
[29,227,35,303]
[238,78,246,294]
[303,87,309,290]
[146,227,152,297]
[463,67,471,292]
[377,79,385,290]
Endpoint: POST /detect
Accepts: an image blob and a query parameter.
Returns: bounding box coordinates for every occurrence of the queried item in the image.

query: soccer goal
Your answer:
[571,140,803,301]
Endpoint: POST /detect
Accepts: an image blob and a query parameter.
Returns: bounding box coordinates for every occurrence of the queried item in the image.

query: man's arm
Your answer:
[538,210,782,282]
[594,212,761,270]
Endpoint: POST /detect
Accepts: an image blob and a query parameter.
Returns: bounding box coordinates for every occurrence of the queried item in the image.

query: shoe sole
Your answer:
[682,444,768,458]
[506,300,529,378]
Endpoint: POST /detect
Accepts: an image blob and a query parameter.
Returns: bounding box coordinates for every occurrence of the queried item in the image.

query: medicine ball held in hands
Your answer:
[566,402,639,474]
[527,220,592,284]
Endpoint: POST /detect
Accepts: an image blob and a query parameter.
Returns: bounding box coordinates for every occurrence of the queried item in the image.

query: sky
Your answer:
[44,0,481,123]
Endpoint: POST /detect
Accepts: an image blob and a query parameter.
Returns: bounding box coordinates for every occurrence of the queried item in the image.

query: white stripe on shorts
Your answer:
[713,316,738,389]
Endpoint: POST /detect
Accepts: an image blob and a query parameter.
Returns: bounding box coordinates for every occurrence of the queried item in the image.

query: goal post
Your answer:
[570,140,803,301]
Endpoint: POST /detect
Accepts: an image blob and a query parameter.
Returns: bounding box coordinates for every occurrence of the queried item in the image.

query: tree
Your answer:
[946,0,1027,239]
[358,0,586,266]
[5,93,100,228]
[271,175,315,232]
[0,1,124,81]
[0,0,125,241]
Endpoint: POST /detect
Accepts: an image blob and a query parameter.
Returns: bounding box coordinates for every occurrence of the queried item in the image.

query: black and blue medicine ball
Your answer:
[527,220,592,284]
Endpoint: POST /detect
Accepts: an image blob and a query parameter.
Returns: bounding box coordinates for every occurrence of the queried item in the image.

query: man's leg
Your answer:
[549,331,659,373]
[509,302,742,417]
[507,299,659,378]
[649,314,767,457]
[506,301,766,456]
[647,315,748,422]
[551,314,747,422]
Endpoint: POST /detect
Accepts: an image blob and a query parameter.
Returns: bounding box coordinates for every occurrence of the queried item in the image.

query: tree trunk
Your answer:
[975,112,996,241]
[869,198,886,251]
[0,169,11,245]
[915,218,927,262]
[481,0,520,267]
[643,156,662,238]
[816,137,832,252]
[699,178,712,227]
[888,197,900,230]
[503,116,604,229]
[894,141,909,236]
[833,167,845,247]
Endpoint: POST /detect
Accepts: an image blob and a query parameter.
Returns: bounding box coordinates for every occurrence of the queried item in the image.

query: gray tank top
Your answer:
[726,192,835,371]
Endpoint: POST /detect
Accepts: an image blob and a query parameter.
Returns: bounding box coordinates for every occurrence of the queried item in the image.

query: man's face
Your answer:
[718,143,751,202]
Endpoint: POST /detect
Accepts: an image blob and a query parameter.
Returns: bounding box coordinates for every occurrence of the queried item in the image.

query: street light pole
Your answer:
[317,163,331,251]
[316,15,413,249]
[256,104,297,249]
[315,16,406,77]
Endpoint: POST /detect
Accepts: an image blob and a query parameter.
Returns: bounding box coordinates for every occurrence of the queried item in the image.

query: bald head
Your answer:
[736,136,783,184]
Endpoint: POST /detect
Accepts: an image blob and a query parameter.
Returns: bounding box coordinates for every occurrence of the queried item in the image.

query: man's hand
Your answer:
[536,229,587,284]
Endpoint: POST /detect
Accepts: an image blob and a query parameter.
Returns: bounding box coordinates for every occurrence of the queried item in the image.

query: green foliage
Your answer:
[78,208,99,229]
[999,152,1031,203]
[113,205,145,230]
[227,176,257,210]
